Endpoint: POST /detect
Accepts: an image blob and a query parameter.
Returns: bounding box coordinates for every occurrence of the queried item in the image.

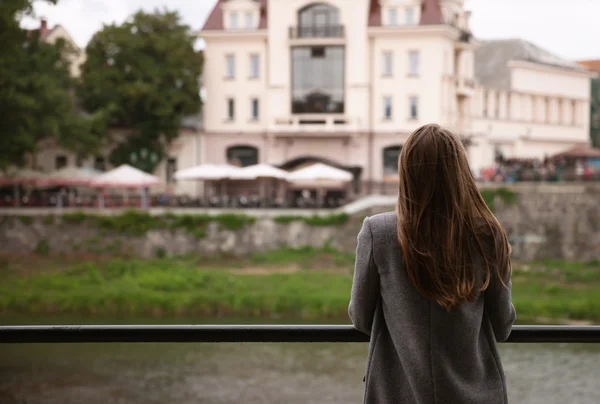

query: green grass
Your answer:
[0,252,598,323]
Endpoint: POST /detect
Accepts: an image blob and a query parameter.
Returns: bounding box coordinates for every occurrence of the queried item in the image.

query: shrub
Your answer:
[273,214,350,226]
[42,215,55,225]
[273,216,299,224]
[154,247,167,259]
[304,213,349,226]
[214,214,256,231]
[62,211,89,225]
[34,239,50,256]
[17,216,33,225]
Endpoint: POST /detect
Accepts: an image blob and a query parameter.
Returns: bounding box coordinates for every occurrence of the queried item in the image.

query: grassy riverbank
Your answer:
[0,249,599,324]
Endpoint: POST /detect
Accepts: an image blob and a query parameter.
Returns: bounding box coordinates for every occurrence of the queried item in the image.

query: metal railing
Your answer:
[289,25,345,39]
[1,325,599,344]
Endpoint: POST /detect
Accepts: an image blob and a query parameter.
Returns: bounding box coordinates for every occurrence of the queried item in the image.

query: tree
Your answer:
[78,9,203,173]
[0,0,102,171]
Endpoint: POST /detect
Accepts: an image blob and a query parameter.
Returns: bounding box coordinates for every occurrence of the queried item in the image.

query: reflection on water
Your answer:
[1,318,599,404]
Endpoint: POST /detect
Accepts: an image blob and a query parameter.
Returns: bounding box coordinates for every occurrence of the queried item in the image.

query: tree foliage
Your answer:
[78,9,203,172]
[0,0,102,171]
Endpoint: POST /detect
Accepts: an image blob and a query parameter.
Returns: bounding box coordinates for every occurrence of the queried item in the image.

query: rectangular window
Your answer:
[408,50,420,76]
[483,91,489,117]
[405,8,414,25]
[572,100,578,125]
[557,98,564,124]
[251,98,259,120]
[409,96,419,119]
[250,54,259,78]
[495,93,501,118]
[227,98,235,120]
[229,12,238,29]
[292,46,345,114]
[388,8,397,26]
[226,54,235,79]
[55,155,67,170]
[383,96,392,119]
[383,51,393,76]
[166,158,177,184]
[245,12,254,29]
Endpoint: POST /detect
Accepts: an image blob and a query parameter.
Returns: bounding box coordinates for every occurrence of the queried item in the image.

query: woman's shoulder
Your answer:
[365,211,397,244]
[366,211,396,227]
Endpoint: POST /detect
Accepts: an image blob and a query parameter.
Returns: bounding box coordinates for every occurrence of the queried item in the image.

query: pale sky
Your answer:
[20,0,600,61]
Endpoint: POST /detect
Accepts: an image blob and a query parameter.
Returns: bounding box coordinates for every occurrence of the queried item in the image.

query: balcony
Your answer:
[289,25,345,39]
[269,114,358,135]
[456,77,476,97]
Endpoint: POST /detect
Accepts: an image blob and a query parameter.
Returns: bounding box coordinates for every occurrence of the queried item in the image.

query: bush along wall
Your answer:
[0,210,362,259]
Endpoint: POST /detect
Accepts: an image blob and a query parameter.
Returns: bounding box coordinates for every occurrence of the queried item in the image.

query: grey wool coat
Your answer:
[349,212,516,404]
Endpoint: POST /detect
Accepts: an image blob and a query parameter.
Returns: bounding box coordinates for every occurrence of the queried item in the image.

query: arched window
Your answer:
[383,146,402,177]
[298,3,340,38]
[226,146,258,167]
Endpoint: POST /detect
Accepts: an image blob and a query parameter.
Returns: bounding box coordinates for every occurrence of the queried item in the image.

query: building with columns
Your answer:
[199,0,595,191]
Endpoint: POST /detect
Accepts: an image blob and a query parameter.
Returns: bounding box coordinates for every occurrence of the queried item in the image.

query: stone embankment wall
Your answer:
[1,184,599,261]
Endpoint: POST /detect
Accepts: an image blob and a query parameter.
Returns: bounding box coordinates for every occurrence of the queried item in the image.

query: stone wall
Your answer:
[1,183,599,261]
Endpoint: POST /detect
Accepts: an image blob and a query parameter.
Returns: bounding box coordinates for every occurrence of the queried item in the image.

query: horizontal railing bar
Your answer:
[1,325,599,344]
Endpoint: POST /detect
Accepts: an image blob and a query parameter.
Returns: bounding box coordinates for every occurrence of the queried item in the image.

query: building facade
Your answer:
[200,0,595,190]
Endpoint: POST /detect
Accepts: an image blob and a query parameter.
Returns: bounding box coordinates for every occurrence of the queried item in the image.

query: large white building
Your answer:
[199,0,595,191]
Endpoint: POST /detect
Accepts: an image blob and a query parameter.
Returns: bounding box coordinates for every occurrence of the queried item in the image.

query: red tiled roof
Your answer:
[202,0,267,31]
[578,60,600,73]
[420,0,443,25]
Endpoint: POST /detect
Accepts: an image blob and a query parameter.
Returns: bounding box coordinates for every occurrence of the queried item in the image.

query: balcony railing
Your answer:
[1,325,600,343]
[289,25,345,39]
[269,114,359,134]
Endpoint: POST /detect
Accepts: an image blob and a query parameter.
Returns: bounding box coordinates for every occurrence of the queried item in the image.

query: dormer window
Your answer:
[229,12,238,29]
[405,8,415,25]
[222,0,260,31]
[388,8,398,26]
[245,11,254,29]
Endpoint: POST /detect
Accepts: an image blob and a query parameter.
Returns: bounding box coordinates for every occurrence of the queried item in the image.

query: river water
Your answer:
[1,316,599,404]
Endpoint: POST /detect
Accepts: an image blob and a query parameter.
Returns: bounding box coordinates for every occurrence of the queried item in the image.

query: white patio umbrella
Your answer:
[287,163,353,206]
[35,166,102,208]
[174,164,242,204]
[174,164,242,181]
[0,168,46,186]
[37,166,102,187]
[229,164,289,180]
[0,168,46,207]
[287,163,353,183]
[230,164,289,205]
[89,164,160,209]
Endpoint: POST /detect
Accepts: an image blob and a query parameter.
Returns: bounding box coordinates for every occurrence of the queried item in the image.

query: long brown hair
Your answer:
[396,124,511,311]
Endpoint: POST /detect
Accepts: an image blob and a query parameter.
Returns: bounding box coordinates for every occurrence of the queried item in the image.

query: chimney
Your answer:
[465,11,472,31]
[40,18,48,36]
